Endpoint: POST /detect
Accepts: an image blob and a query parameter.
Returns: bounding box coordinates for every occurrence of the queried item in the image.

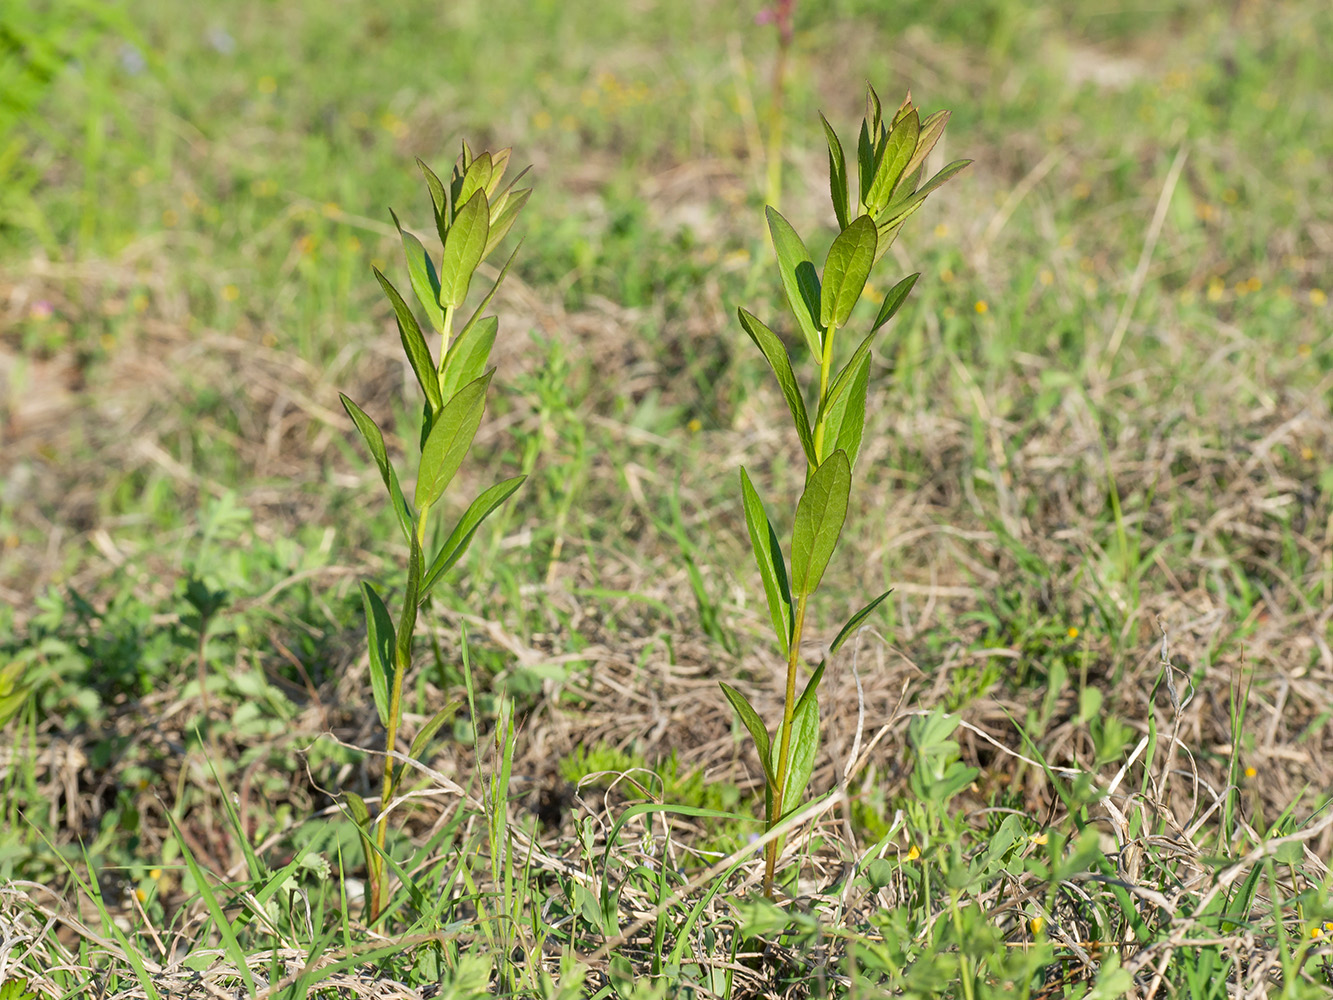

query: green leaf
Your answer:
[737,309,815,464]
[440,315,498,404]
[339,394,413,542]
[360,583,395,729]
[880,159,973,228]
[866,85,883,134]
[0,659,31,728]
[739,467,793,657]
[765,207,823,360]
[867,109,918,213]
[830,356,870,469]
[872,272,919,332]
[486,148,512,196]
[820,215,877,329]
[776,688,819,816]
[829,590,893,655]
[419,475,526,599]
[457,241,521,356]
[483,187,530,260]
[373,268,442,414]
[439,190,490,309]
[820,113,850,231]
[856,119,874,208]
[408,700,461,761]
[720,682,775,788]
[417,158,449,232]
[790,451,852,597]
[873,216,909,266]
[897,109,951,198]
[457,152,493,209]
[793,660,825,719]
[415,370,493,509]
[389,208,444,332]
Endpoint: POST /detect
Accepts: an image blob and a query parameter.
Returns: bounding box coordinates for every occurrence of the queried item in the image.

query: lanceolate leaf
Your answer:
[856,119,874,208]
[820,113,850,231]
[408,700,461,762]
[829,589,894,655]
[794,660,825,719]
[720,682,775,788]
[374,268,442,413]
[872,272,920,332]
[791,451,852,597]
[417,158,449,234]
[419,475,527,600]
[439,190,490,309]
[339,393,413,542]
[866,108,918,213]
[830,357,870,469]
[415,370,493,509]
[738,309,815,464]
[360,582,395,729]
[898,109,952,197]
[739,467,793,657]
[440,315,498,404]
[765,207,823,360]
[880,159,973,229]
[820,215,877,329]
[486,148,512,196]
[389,208,444,332]
[455,241,520,360]
[484,188,530,260]
[774,689,819,816]
[457,152,493,209]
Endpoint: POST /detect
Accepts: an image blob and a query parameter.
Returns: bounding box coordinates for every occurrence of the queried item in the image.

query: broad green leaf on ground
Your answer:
[419,475,527,599]
[867,108,918,212]
[720,682,775,788]
[873,272,920,332]
[415,370,493,509]
[739,467,794,656]
[339,394,413,542]
[738,309,815,463]
[820,113,850,230]
[389,208,444,332]
[441,315,498,404]
[820,215,877,329]
[439,190,489,308]
[791,451,852,597]
[374,268,442,413]
[765,207,823,359]
[360,582,395,729]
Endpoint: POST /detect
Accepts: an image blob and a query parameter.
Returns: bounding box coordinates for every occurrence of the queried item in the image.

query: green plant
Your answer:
[722,85,970,896]
[338,141,531,921]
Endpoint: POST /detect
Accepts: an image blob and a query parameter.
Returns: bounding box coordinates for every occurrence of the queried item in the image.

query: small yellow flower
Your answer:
[162,209,179,227]
[134,887,147,903]
[939,268,954,284]
[687,418,702,434]
[906,844,920,861]
[934,223,950,238]
[1301,447,1315,461]
[1030,832,1048,846]
[100,334,115,351]
[1206,277,1225,302]
[221,284,240,302]
[1221,188,1239,205]
[321,202,342,219]
[532,110,553,131]
[149,868,162,881]
[1244,766,1257,779]
[257,75,277,95]
[132,293,149,313]
[1030,916,1045,934]
[1311,289,1328,307]
[1039,269,1054,287]
[974,300,988,314]
[1072,181,1091,200]
[1067,627,1079,639]
[1313,926,1324,939]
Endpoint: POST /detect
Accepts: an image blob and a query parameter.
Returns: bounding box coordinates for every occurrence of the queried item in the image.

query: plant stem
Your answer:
[370,508,428,920]
[439,304,455,375]
[764,590,808,896]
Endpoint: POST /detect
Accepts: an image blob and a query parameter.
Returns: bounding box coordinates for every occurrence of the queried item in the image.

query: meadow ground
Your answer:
[1,1,1332,997]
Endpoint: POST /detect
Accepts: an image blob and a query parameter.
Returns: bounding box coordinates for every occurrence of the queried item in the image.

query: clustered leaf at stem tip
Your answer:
[339,140,531,922]
[728,84,970,898]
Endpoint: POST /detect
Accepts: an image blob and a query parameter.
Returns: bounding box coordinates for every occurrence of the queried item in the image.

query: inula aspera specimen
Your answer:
[723,86,969,897]
[341,143,530,921]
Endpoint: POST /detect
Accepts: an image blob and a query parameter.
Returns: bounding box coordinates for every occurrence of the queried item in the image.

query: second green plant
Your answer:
[340,142,531,922]
[722,86,969,897]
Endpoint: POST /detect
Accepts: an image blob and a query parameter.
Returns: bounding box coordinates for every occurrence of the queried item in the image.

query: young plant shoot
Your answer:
[723,86,969,897]
[340,142,531,921]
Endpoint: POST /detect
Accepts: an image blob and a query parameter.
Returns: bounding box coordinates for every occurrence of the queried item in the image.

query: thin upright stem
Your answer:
[438,304,455,375]
[764,590,808,896]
